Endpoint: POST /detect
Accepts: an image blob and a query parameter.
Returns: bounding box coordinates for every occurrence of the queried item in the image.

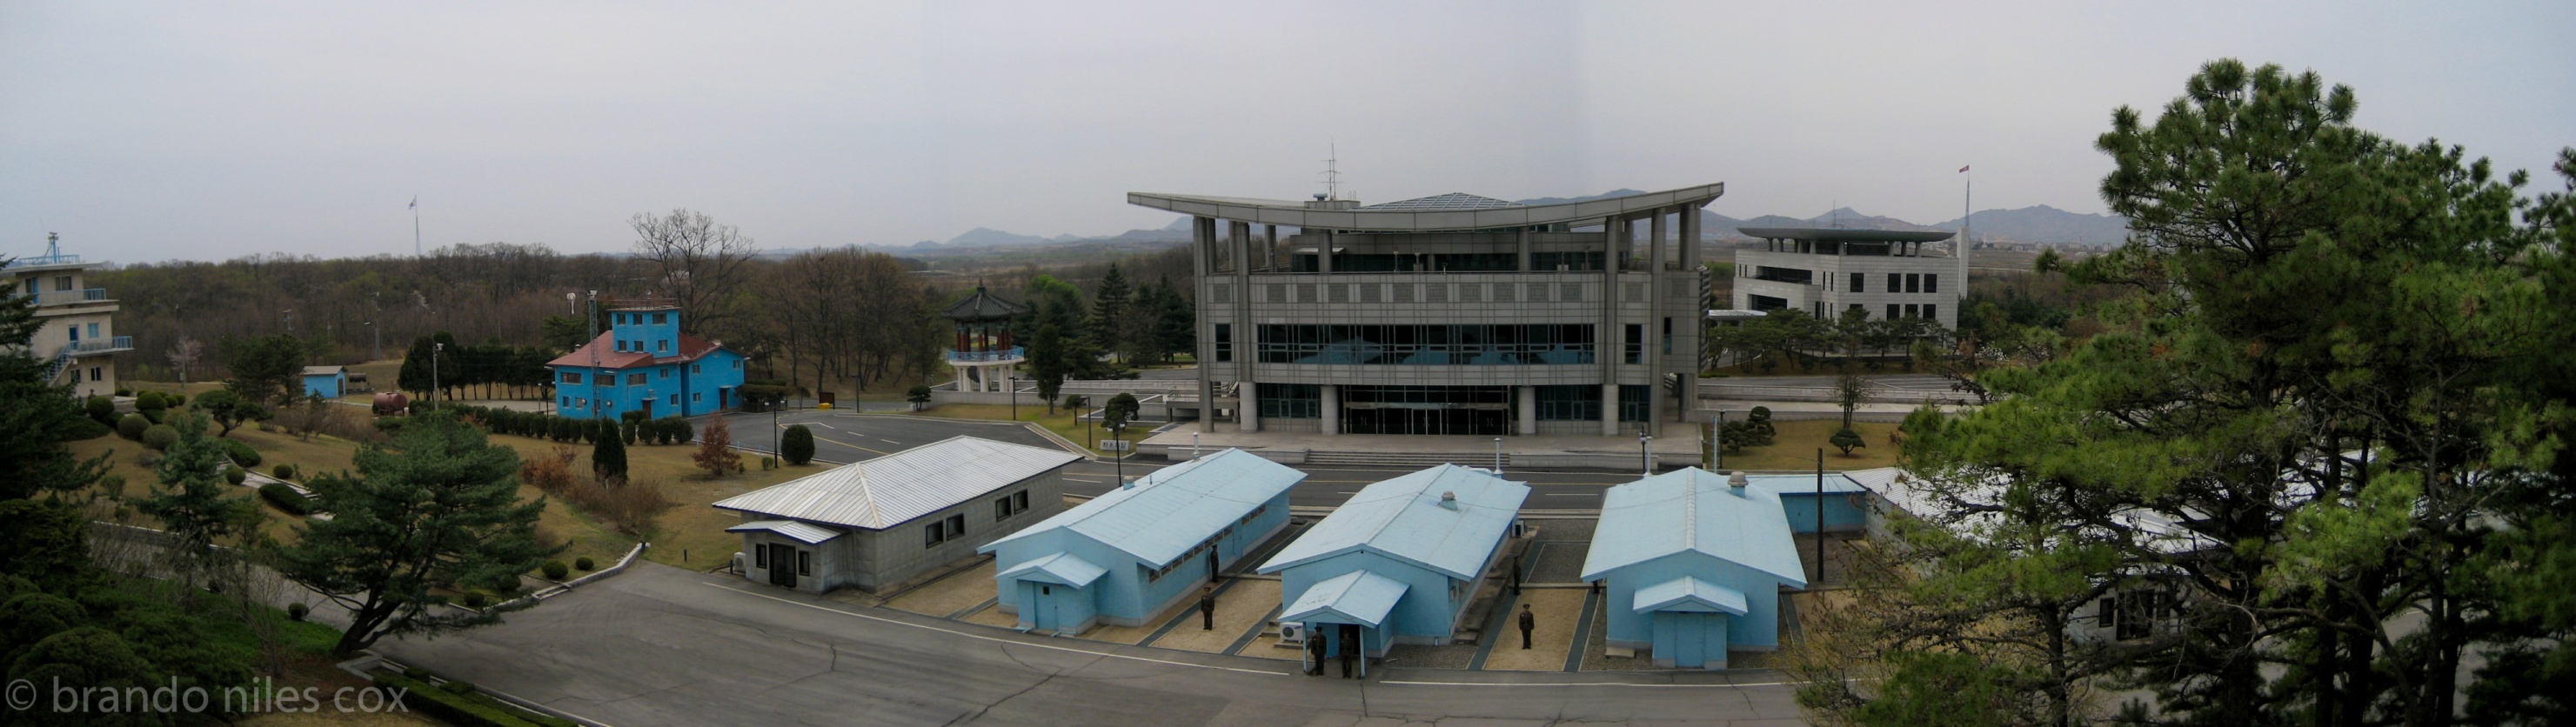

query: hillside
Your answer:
[1931,204,2129,245]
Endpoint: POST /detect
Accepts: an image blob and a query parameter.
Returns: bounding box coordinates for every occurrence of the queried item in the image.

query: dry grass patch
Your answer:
[1722,419,1904,471]
[478,430,826,570]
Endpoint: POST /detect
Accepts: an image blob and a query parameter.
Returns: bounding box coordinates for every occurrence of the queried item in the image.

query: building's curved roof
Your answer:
[1127,183,1724,232]
[1735,227,1955,243]
[1357,193,1520,211]
[941,286,1030,322]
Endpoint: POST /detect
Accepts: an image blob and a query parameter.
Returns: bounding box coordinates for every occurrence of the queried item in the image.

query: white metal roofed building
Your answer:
[977,448,1306,635]
[1582,468,1808,669]
[1129,183,1721,440]
[714,435,1081,594]
[1732,227,1964,329]
[1257,464,1530,669]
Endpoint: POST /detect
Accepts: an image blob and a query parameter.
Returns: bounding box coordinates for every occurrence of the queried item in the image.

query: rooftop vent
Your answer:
[1438,490,1458,510]
[1728,471,1749,496]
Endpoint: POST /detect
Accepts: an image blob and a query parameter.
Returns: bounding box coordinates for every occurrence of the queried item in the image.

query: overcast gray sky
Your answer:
[3,1,2569,263]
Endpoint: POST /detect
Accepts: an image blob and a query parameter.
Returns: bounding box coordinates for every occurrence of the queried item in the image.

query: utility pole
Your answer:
[1816,448,1827,584]
[586,290,599,419]
[431,343,443,408]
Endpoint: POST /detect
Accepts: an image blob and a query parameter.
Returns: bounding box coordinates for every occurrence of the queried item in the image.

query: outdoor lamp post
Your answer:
[431,342,443,407]
[773,397,785,467]
[1008,376,1019,420]
[1713,409,1729,471]
[1493,437,1504,475]
[1639,433,1653,477]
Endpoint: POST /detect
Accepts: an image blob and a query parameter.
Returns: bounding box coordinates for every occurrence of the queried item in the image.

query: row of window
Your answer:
[923,513,969,547]
[557,391,702,410]
[753,543,813,577]
[992,490,1032,522]
[616,338,672,354]
[1255,384,1649,423]
[1279,250,1604,274]
[613,311,671,326]
[559,360,733,385]
[1830,272,1939,294]
[1257,281,1591,304]
[1253,324,1597,366]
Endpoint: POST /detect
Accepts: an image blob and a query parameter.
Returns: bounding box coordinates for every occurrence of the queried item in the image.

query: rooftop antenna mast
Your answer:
[1319,144,1343,201]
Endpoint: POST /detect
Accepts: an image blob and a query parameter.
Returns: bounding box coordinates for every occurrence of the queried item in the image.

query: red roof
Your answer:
[546,331,730,370]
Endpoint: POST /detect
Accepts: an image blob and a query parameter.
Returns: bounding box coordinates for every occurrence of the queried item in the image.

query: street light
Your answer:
[1638,433,1653,477]
[773,397,785,469]
[431,342,443,408]
[1493,437,1503,475]
[1008,376,1018,421]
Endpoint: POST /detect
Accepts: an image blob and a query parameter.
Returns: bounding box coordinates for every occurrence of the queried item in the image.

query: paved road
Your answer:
[1700,373,1955,390]
[378,564,1809,726]
[717,410,1649,509]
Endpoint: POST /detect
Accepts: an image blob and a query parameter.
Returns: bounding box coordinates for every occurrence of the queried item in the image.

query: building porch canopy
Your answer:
[1127,183,1724,232]
[1281,570,1409,629]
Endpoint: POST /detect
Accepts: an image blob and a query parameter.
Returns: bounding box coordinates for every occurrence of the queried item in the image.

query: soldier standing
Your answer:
[1518,604,1536,650]
[1200,585,1217,630]
[1304,628,1326,676]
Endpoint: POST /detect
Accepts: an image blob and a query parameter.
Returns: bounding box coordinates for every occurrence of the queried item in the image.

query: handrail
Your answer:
[33,288,110,305]
[944,347,1025,363]
[3,253,83,268]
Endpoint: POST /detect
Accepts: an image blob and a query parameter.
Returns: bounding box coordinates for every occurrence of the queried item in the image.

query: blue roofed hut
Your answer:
[1581,468,1808,669]
[1258,464,1529,670]
[978,449,1305,635]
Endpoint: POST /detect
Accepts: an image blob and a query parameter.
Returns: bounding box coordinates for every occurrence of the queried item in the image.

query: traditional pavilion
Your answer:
[942,284,1030,394]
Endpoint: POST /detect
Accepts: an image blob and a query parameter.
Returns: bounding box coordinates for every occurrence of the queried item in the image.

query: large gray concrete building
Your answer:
[1127,184,1721,438]
[1730,227,1964,329]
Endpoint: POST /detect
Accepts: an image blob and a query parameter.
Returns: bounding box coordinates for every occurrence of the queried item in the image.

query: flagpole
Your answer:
[412,197,422,257]
[1959,168,1972,313]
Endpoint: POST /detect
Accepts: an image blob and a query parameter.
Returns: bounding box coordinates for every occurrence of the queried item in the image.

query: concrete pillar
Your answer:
[1194,217,1216,432]
[1678,205,1702,427]
[1647,210,1668,437]
[1321,384,1341,436]
[1318,230,1335,274]
[1234,221,1256,434]
[1515,227,1531,271]
[1600,216,1622,437]
[1515,385,1536,436]
[956,366,967,394]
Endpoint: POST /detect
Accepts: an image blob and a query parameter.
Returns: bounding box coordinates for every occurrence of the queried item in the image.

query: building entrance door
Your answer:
[766,544,798,589]
[1341,386,1509,435]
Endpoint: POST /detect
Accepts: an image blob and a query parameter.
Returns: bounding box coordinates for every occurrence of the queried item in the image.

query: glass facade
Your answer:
[1535,384,1600,421]
[1257,383,1321,419]
[1255,323,1594,365]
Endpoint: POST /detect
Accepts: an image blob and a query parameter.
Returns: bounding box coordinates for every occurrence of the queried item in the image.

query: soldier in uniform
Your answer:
[1200,585,1217,630]
[1519,604,1536,650]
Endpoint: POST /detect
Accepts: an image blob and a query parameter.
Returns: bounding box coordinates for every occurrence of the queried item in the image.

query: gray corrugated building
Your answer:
[714,436,1081,594]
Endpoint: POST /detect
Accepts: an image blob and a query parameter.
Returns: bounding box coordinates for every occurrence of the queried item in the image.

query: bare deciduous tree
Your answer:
[166,337,204,385]
[630,209,757,335]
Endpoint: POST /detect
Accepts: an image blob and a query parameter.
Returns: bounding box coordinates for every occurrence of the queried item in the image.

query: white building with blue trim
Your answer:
[1258,464,1529,664]
[1746,472,1871,534]
[977,449,1305,635]
[1581,468,1808,669]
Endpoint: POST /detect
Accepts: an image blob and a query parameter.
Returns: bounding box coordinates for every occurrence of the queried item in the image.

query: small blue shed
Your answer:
[1259,464,1529,670]
[977,449,1305,635]
[300,366,347,399]
[1747,472,1871,534]
[1582,469,1808,669]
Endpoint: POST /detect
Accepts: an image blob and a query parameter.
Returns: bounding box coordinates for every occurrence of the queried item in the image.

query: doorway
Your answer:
[766,544,798,589]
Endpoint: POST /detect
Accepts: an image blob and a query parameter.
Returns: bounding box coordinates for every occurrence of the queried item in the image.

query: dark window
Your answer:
[1623,323,1643,364]
[1923,303,1937,321]
[1850,272,1865,292]
[1618,384,1650,423]
[1255,324,1593,365]
[1535,385,1601,421]
[1904,303,1919,318]
[626,373,646,385]
[1213,323,1232,363]
[1257,383,1321,419]
[561,371,584,384]
[1887,273,1901,292]
[796,550,810,577]
[1749,295,1789,311]
[653,312,667,325]
[944,514,965,538]
[994,497,1013,521]
[1014,490,1028,512]
[1886,303,1899,320]
[755,544,769,568]
[1905,274,1921,293]
[924,523,945,546]
[1662,317,1674,355]
[1924,273,1939,294]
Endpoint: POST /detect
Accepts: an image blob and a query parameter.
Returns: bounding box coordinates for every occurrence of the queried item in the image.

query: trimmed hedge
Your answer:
[259,483,313,516]
[59,417,110,442]
[574,557,594,571]
[541,561,568,580]
[85,396,117,424]
[117,413,150,440]
[222,439,261,468]
[141,424,179,450]
[374,672,576,727]
[427,404,694,446]
[224,468,247,485]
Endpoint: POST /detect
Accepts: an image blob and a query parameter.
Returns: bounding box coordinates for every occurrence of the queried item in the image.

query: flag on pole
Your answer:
[1958,165,1970,173]
[409,197,417,210]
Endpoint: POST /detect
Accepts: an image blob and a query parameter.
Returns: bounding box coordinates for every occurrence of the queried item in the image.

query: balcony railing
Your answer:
[945,347,1025,363]
[65,337,132,355]
[3,253,83,269]
[34,289,110,305]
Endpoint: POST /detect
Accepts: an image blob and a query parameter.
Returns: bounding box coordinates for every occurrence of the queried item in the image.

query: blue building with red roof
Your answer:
[545,301,746,419]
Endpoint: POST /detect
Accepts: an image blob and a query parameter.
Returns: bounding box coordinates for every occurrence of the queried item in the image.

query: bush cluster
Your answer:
[259,482,314,516]
[117,413,151,440]
[541,561,569,580]
[519,446,669,535]
[222,439,261,468]
[424,403,694,446]
[140,424,179,450]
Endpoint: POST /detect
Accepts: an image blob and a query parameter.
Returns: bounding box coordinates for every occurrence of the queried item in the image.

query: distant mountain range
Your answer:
[868,191,2129,251]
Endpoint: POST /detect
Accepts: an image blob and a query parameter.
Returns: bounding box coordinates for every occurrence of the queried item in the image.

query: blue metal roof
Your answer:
[1279,570,1410,628]
[1257,464,1529,581]
[996,552,1108,588]
[1744,472,1868,496]
[1632,576,1750,616]
[1580,468,1809,587]
[980,448,1305,567]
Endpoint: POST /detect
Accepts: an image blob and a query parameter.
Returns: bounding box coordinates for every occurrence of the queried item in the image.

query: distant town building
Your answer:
[5,234,128,398]
[1130,184,1721,438]
[1730,227,1964,329]
[980,448,1304,635]
[715,436,1081,594]
[545,301,745,419]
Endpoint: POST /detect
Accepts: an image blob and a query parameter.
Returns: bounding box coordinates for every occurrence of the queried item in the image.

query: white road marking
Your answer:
[701,583,1286,676]
[880,439,902,445]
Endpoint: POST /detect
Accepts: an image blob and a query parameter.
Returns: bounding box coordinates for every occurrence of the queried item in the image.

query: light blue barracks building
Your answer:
[1582,468,1809,669]
[545,302,746,419]
[1259,464,1529,665]
[980,449,1305,635]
